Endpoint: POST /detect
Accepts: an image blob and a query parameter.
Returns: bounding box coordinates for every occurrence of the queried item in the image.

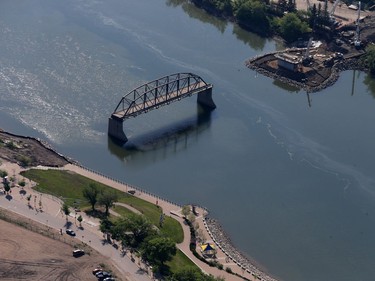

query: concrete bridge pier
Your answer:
[108,116,128,143]
[197,87,216,109]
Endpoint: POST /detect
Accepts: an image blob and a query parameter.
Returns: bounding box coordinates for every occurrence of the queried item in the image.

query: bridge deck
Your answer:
[112,81,210,120]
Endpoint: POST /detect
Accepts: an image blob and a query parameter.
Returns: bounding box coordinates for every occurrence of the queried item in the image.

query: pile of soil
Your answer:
[0,130,71,168]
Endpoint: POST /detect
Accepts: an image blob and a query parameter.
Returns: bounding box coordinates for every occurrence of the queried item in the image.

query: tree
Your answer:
[188,212,197,223]
[4,182,10,194]
[142,237,176,266]
[113,214,153,246]
[77,215,83,227]
[195,0,233,16]
[98,190,118,216]
[62,202,70,221]
[235,0,270,35]
[82,183,100,211]
[100,218,114,234]
[26,194,32,206]
[287,0,296,12]
[277,13,311,42]
[181,205,191,218]
[361,45,375,75]
[309,4,318,28]
[277,0,288,12]
[19,179,26,187]
[0,169,8,178]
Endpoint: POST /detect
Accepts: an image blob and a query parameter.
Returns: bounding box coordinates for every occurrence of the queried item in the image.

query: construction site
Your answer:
[246,0,375,92]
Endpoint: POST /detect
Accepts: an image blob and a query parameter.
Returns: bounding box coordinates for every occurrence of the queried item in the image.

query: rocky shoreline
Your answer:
[204,217,279,281]
[0,129,73,167]
[245,52,367,93]
[1,127,282,280]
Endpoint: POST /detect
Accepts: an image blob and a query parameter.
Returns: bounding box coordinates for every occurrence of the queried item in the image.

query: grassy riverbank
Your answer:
[21,169,186,267]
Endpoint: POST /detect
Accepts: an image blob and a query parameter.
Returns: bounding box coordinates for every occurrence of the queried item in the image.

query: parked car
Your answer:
[96,271,112,279]
[92,268,103,275]
[72,249,85,257]
[66,229,76,236]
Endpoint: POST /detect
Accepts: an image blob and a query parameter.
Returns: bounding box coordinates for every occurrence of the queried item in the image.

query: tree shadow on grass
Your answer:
[85,209,107,220]
[157,264,171,278]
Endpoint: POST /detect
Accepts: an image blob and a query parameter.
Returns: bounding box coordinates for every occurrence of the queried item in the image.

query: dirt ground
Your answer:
[0,130,70,167]
[0,210,123,281]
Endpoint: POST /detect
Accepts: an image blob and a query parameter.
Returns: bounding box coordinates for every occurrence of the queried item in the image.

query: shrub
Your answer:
[19,180,26,187]
[0,170,8,178]
[16,155,32,167]
[5,141,17,150]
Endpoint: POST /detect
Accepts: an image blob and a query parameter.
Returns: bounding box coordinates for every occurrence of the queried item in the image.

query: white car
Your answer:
[72,249,84,257]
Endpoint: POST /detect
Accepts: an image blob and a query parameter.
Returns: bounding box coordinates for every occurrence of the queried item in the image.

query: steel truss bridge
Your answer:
[108,73,215,142]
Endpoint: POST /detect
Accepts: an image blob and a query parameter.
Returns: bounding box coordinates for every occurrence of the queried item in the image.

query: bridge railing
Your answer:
[112,73,210,119]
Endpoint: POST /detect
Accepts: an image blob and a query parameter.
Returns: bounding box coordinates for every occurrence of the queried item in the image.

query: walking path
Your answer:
[0,160,273,281]
[63,164,248,281]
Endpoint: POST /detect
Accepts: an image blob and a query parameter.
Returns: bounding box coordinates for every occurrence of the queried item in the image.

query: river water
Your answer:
[1,1,375,281]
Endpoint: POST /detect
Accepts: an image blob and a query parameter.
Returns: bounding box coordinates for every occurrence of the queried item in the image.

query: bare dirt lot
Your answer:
[0,210,122,281]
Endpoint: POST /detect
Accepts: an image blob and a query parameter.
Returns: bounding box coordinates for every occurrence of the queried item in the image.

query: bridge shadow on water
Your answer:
[107,106,213,164]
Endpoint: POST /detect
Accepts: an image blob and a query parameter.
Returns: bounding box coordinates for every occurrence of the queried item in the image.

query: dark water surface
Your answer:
[1,1,375,280]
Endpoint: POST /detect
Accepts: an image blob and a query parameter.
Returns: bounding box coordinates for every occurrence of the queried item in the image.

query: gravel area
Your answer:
[0,130,71,167]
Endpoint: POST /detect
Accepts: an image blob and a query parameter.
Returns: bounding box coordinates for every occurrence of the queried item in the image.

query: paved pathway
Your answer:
[0,161,255,281]
[63,164,253,281]
[0,161,151,281]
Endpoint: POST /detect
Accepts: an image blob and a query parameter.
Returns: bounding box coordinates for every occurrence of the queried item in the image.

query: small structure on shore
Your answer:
[201,242,216,258]
[275,53,301,72]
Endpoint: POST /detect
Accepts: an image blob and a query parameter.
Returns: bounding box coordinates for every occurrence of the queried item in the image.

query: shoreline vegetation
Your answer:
[0,129,279,281]
[186,0,375,92]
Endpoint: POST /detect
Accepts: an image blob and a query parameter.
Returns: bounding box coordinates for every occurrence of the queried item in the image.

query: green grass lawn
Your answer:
[112,204,135,217]
[21,169,183,243]
[21,169,125,207]
[20,168,201,276]
[112,205,183,243]
[166,249,198,275]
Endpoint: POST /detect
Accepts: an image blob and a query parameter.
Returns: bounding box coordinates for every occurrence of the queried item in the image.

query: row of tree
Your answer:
[79,183,225,280]
[99,213,223,280]
[100,212,177,275]
[191,0,357,42]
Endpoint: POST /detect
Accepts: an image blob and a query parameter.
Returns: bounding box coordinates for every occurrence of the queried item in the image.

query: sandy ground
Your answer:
[0,211,122,281]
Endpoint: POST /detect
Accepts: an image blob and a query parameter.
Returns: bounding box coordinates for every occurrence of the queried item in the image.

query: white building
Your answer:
[275,53,301,72]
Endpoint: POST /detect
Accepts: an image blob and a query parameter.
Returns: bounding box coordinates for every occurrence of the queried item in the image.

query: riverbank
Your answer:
[0,129,72,167]
[204,217,279,281]
[1,129,276,280]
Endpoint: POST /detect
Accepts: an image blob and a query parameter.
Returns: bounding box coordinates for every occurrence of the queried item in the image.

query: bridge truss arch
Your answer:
[108,73,215,142]
[111,73,214,120]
